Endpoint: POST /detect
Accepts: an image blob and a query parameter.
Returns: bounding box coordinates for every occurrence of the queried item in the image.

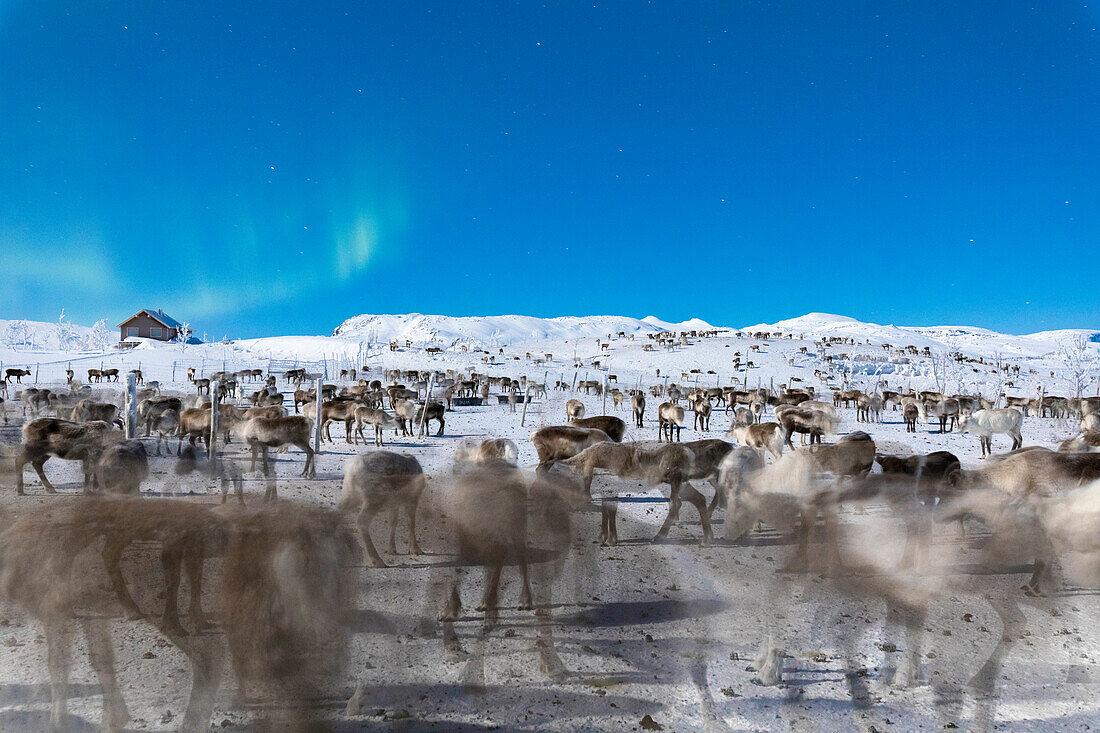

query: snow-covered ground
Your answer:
[0,311,1097,730]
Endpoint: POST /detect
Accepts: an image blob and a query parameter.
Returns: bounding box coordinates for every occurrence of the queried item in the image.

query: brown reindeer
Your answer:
[177,404,245,453]
[657,401,685,442]
[568,414,627,442]
[69,398,124,427]
[693,396,712,431]
[632,392,646,427]
[778,406,834,447]
[0,498,352,732]
[728,422,784,460]
[562,441,713,545]
[353,406,397,446]
[565,398,585,421]
[439,459,535,623]
[530,425,611,472]
[338,451,426,566]
[92,440,150,495]
[5,367,32,383]
[235,415,316,479]
[16,418,121,494]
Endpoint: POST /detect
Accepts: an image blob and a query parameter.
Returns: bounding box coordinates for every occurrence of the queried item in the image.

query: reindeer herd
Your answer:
[0,350,1097,730]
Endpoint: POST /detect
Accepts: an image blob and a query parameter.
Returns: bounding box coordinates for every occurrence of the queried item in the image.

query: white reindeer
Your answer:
[959,408,1023,457]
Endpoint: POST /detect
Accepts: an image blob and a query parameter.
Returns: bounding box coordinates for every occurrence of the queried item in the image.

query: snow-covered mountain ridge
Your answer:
[331,313,717,346]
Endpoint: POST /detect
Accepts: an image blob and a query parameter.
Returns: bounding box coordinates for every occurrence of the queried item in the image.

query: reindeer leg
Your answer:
[780,509,813,572]
[478,562,503,627]
[32,456,57,493]
[300,443,315,478]
[387,505,399,555]
[440,565,463,624]
[680,481,712,546]
[655,480,683,541]
[102,538,144,621]
[356,506,387,567]
[46,618,72,733]
[80,617,130,733]
[407,499,423,555]
[185,549,209,631]
[171,629,224,733]
[513,536,534,611]
[160,547,188,637]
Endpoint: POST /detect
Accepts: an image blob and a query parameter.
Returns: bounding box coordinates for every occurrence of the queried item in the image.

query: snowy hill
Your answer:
[0,317,110,352]
[744,313,1100,359]
[332,313,715,346]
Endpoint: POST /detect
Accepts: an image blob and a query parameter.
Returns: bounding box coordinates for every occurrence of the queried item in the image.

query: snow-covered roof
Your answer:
[117,308,185,330]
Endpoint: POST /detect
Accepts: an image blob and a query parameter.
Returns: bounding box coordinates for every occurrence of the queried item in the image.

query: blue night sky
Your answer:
[1,2,1097,338]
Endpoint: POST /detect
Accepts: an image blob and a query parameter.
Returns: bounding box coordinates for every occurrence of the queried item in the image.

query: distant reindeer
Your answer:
[566,398,585,421]
[657,402,685,442]
[693,396,712,431]
[631,393,646,427]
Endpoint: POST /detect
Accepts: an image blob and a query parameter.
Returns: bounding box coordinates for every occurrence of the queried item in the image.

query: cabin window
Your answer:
[151,327,162,338]
[126,327,138,337]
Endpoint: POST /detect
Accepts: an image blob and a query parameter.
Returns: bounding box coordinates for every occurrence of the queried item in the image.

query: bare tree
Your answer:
[88,318,113,350]
[174,321,192,352]
[56,309,78,350]
[1060,335,1098,399]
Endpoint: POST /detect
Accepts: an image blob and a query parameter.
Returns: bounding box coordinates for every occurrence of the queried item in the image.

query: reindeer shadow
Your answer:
[559,598,728,628]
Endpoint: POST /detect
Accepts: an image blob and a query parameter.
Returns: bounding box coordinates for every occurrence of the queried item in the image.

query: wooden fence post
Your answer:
[602,370,608,414]
[417,373,436,437]
[520,382,532,427]
[313,377,324,454]
[126,372,138,440]
[210,381,220,469]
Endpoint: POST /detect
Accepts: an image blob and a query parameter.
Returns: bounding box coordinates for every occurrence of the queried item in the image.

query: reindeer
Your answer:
[959,408,1024,457]
[317,397,362,443]
[22,387,53,416]
[177,404,245,453]
[693,396,712,431]
[778,406,834,447]
[568,415,626,442]
[92,440,150,495]
[338,451,426,567]
[1059,430,1100,453]
[530,425,611,472]
[855,393,882,422]
[565,398,585,421]
[0,499,352,732]
[926,397,961,433]
[138,395,182,436]
[353,406,397,446]
[16,418,121,494]
[438,460,536,626]
[70,399,124,427]
[235,415,316,479]
[728,422,784,460]
[631,392,646,427]
[453,438,520,471]
[563,442,713,545]
[657,402,685,442]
